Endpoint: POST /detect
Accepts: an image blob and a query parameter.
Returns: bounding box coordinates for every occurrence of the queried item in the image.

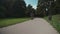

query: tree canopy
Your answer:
[37,0,60,17]
[0,0,26,18]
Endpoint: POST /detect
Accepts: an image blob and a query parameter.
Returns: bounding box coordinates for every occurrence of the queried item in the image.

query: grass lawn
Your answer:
[0,18,30,28]
[44,14,60,33]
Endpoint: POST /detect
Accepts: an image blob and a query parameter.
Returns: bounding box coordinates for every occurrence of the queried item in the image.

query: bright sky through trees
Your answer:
[24,0,38,9]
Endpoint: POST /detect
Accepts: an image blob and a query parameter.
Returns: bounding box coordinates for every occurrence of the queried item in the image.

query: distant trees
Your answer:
[25,4,35,17]
[0,0,60,18]
[37,0,60,17]
[25,4,32,17]
[37,0,47,17]
[0,0,26,18]
[0,0,36,18]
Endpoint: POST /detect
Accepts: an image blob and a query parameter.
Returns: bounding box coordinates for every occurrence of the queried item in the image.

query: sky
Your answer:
[24,0,38,9]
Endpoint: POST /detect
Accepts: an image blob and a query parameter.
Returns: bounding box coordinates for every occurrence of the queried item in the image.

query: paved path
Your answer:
[0,18,59,34]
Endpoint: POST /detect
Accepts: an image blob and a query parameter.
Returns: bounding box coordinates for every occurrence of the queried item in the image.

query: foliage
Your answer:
[0,0,26,18]
[44,14,60,33]
[25,4,35,17]
[37,0,60,17]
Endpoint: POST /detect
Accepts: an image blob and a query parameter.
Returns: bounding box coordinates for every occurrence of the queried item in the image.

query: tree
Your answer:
[54,0,60,14]
[25,4,32,17]
[37,0,47,17]
[25,4,36,17]
[37,0,57,17]
[13,0,26,17]
[0,0,26,18]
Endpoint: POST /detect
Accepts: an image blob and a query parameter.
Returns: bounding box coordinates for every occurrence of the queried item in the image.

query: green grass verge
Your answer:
[44,14,60,33]
[0,18,30,28]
